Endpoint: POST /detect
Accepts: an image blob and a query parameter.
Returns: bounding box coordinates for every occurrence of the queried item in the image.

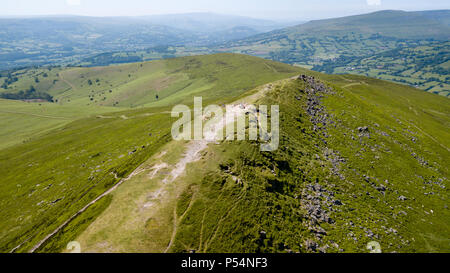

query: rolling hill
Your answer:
[217,10,450,96]
[267,10,449,40]
[0,14,295,70]
[0,54,448,253]
[0,16,194,69]
[0,54,302,150]
[136,12,292,33]
[0,54,304,253]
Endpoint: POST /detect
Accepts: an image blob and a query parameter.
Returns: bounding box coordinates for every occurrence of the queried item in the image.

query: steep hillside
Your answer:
[217,10,450,96]
[0,54,302,150]
[168,74,449,253]
[60,63,449,253]
[1,54,301,108]
[0,54,304,253]
[0,54,448,253]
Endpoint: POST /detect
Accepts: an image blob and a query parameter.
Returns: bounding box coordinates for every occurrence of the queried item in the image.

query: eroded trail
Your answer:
[61,83,273,253]
[26,167,146,253]
[159,104,252,252]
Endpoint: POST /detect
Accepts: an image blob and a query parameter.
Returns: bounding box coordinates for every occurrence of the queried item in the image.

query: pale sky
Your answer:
[1,0,449,20]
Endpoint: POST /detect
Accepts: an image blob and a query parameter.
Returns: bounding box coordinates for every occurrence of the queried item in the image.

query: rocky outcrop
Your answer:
[297,75,344,253]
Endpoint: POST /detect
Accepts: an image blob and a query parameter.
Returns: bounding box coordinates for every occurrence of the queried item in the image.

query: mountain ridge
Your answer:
[0,54,448,253]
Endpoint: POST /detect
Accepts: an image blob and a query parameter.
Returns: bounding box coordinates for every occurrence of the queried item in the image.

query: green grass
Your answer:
[0,53,304,253]
[0,107,175,252]
[0,53,303,151]
[169,73,449,253]
[1,53,303,108]
[0,99,121,149]
[0,53,448,253]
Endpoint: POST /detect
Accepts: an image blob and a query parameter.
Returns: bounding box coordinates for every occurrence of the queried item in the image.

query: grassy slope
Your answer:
[0,54,448,253]
[0,107,175,252]
[0,54,301,150]
[320,41,450,97]
[0,99,120,150]
[69,70,449,253]
[169,74,449,253]
[0,53,301,108]
[0,54,304,253]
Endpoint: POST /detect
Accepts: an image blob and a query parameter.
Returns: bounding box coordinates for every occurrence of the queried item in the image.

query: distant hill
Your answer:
[0,14,296,69]
[414,10,450,27]
[279,10,450,40]
[219,10,450,96]
[0,16,194,69]
[137,12,293,33]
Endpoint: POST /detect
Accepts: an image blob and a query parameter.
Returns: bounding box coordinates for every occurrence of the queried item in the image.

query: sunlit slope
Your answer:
[0,53,303,108]
[0,53,303,150]
[281,10,450,39]
[167,74,449,253]
[1,53,448,253]
[0,54,304,253]
[65,70,449,253]
[0,106,179,253]
[0,99,120,149]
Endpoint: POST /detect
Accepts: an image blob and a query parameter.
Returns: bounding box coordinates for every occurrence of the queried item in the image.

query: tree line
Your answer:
[0,85,53,102]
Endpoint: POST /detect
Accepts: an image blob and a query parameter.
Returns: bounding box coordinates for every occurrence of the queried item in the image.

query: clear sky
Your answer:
[2,0,449,20]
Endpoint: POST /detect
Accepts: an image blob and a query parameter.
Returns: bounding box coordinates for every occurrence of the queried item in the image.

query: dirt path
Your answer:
[342,82,367,89]
[162,104,249,185]
[403,97,449,152]
[59,72,77,91]
[165,206,179,253]
[202,188,246,252]
[410,122,450,153]
[165,191,197,253]
[0,110,71,120]
[339,76,354,82]
[26,167,146,253]
[23,81,277,253]
[161,83,277,252]
[263,63,278,73]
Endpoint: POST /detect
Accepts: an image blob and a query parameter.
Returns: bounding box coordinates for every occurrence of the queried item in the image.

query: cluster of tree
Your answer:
[147,45,176,54]
[0,85,53,102]
[83,53,143,67]
[1,74,19,89]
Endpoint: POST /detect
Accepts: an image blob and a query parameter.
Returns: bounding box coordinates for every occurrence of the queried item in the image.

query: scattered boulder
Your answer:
[305,239,318,252]
[357,126,371,138]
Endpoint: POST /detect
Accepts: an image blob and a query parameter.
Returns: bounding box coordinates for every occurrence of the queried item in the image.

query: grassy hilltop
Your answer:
[0,54,448,253]
[0,54,303,252]
[167,74,449,253]
[0,54,301,149]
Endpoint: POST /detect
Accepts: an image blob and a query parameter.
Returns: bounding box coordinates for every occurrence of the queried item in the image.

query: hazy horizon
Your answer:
[2,0,450,21]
